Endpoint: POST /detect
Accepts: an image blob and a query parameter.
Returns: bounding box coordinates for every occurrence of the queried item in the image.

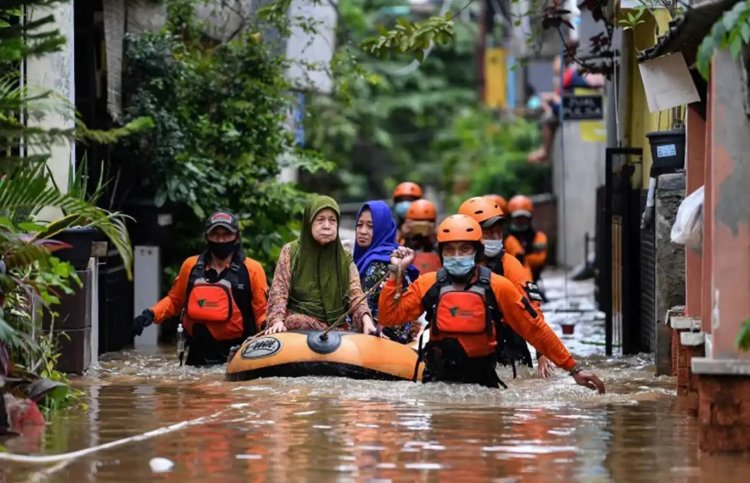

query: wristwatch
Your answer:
[387,263,400,274]
[568,365,583,376]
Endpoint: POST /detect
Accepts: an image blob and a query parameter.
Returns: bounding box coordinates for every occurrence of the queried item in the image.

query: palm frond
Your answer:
[0,166,134,279]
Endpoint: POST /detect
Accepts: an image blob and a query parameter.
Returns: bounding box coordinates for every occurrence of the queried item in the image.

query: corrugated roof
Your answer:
[638,0,742,63]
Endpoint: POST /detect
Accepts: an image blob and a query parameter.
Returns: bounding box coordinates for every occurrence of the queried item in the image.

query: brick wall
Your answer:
[697,375,750,453]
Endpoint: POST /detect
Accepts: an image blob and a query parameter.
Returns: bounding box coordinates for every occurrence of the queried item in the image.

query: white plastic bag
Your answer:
[671,186,704,248]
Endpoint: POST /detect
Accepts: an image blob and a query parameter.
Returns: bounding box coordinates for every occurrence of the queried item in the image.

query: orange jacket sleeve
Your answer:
[525,231,548,270]
[504,235,525,258]
[490,274,575,370]
[502,254,543,312]
[150,256,198,323]
[377,273,436,327]
[245,259,269,330]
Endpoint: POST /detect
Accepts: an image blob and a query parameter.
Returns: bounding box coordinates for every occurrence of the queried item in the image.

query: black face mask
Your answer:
[207,240,236,260]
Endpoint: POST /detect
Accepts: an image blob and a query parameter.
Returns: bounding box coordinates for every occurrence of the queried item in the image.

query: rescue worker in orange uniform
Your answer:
[392,181,423,239]
[403,199,442,275]
[132,210,268,365]
[378,215,605,391]
[505,195,548,284]
[485,194,508,217]
[459,196,555,378]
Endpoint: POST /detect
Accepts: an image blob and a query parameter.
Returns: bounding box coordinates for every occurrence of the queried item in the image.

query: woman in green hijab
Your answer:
[266,196,377,334]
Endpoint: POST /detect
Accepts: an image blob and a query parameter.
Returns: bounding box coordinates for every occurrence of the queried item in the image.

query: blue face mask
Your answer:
[483,239,504,258]
[443,255,475,277]
[394,200,411,219]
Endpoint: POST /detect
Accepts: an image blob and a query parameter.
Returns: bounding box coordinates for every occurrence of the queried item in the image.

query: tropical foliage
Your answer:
[696,0,750,79]
[1,1,138,396]
[119,2,332,279]
[436,109,547,211]
[302,0,480,201]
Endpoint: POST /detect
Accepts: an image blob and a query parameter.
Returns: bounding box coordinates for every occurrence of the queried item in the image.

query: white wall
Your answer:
[25,2,76,213]
[553,121,606,268]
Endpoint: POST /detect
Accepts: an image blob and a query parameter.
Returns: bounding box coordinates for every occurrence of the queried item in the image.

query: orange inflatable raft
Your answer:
[226,331,424,382]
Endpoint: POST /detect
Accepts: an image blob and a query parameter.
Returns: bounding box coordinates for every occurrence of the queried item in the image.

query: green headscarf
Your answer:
[288,195,352,325]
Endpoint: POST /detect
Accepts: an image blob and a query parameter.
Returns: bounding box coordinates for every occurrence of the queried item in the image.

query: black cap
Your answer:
[205,210,239,234]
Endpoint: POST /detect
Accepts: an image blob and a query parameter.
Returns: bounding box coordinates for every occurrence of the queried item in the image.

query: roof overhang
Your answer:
[638,0,742,65]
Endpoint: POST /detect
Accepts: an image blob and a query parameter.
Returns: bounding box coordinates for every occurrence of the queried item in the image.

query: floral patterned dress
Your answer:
[361,261,420,343]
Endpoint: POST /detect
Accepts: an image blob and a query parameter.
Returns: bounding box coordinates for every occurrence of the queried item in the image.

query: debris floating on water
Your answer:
[235,454,263,460]
[149,457,174,473]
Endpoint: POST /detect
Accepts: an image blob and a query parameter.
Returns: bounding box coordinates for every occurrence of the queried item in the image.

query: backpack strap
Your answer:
[185,252,209,299]
[422,269,449,332]
[475,266,498,335]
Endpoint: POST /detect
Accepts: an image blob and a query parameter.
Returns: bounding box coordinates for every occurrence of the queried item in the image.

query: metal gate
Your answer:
[601,148,643,355]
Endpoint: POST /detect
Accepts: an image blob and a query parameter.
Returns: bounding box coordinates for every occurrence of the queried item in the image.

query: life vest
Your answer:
[485,254,536,371]
[183,252,256,341]
[423,267,498,359]
[413,250,443,274]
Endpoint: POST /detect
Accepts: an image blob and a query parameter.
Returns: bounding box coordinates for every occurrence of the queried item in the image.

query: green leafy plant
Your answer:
[737,318,750,352]
[363,13,456,62]
[120,3,331,274]
[696,0,750,79]
[303,0,478,201]
[434,109,548,210]
[1,1,142,409]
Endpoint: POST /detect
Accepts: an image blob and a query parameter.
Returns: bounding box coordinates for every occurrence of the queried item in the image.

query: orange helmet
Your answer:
[458,197,504,227]
[436,215,483,243]
[508,195,534,217]
[406,199,437,221]
[484,194,508,215]
[392,182,423,200]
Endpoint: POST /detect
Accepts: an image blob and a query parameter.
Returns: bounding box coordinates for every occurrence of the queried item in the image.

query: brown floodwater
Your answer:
[2,277,749,482]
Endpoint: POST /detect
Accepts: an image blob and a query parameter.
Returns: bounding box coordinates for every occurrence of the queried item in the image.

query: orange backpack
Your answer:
[422,267,498,358]
[183,254,254,341]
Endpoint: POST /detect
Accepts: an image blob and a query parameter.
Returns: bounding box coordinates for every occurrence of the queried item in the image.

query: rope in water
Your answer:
[0,407,233,465]
[320,271,390,338]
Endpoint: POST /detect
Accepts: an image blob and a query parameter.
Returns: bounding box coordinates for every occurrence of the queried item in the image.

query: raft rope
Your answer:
[320,271,390,338]
[0,407,233,466]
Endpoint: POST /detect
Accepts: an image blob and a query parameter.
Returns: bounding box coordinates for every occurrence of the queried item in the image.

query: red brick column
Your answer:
[697,375,750,452]
[669,314,704,415]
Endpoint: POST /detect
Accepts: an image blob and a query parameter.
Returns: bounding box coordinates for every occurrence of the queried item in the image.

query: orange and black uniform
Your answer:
[402,199,442,274]
[505,230,548,282]
[150,251,268,365]
[378,268,575,387]
[484,252,545,369]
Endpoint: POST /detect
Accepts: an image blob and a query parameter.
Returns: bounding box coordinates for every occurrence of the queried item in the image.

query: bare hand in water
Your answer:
[266,321,287,334]
[537,356,555,378]
[573,370,606,394]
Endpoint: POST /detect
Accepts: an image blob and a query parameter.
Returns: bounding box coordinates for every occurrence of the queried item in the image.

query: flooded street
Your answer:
[3,274,750,482]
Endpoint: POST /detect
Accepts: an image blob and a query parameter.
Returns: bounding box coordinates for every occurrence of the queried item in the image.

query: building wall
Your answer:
[654,172,686,374]
[552,121,605,268]
[25,2,76,207]
[624,9,675,190]
[706,50,750,360]
[685,106,705,318]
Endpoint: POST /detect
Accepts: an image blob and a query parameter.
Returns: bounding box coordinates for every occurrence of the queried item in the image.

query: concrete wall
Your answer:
[654,172,685,375]
[553,122,605,267]
[685,106,705,318]
[25,2,75,209]
[703,50,750,361]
